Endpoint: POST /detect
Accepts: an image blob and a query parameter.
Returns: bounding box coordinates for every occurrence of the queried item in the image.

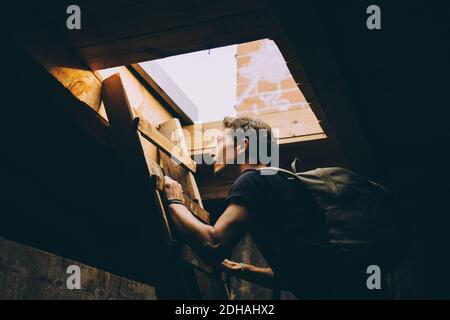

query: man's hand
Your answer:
[221,259,246,275]
[220,258,274,288]
[163,176,184,202]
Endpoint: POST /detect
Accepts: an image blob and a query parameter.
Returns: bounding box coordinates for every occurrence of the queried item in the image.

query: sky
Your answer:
[150,44,237,123]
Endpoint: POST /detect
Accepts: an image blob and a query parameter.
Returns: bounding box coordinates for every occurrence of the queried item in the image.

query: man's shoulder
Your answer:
[233,170,265,186]
[228,170,266,196]
[239,169,263,179]
[236,168,292,183]
[226,170,272,210]
[231,169,288,193]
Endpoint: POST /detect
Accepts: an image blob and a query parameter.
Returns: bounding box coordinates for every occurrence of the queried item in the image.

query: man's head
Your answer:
[211,116,278,174]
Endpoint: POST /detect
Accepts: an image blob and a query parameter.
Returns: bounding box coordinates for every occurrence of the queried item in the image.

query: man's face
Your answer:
[211,130,238,174]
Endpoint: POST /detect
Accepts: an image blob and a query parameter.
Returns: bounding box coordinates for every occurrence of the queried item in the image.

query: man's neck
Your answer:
[238,163,268,174]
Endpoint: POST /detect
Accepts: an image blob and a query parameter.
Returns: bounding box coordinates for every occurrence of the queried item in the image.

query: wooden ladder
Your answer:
[101,73,228,299]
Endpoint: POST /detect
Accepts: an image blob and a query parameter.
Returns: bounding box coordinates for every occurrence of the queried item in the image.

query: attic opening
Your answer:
[97,39,326,158]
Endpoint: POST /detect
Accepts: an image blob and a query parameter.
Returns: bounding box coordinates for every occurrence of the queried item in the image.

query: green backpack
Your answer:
[258,159,408,272]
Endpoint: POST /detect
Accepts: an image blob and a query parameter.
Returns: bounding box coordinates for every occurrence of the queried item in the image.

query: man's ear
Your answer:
[236,137,249,155]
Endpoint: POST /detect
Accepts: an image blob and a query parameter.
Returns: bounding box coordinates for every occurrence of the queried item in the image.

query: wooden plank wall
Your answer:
[0,238,157,300]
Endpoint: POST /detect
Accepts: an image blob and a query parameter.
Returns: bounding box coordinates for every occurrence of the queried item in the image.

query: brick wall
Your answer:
[235,39,323,139]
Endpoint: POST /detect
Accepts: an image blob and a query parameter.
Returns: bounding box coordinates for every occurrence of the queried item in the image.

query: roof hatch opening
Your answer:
[137,39,324,142]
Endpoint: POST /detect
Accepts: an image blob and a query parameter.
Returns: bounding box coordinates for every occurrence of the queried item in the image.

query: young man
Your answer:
[163,117,369,299]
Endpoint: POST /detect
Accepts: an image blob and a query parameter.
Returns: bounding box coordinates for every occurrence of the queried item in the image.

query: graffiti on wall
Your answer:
[235,40,322,138]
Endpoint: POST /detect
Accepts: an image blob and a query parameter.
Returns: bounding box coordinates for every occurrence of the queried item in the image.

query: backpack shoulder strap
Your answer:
[257,166,299,179]
[315,168,339,194]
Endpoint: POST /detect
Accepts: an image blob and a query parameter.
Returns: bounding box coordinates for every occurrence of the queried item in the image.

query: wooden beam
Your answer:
[159,118,203,207]
[101,73,190,298]
[2,9,102,112]
[134,150,209,223]
[77,7,283,70]
[154,119,225,295]
[182,197,209,224]
[0,238,157,300]
[101,74,221,298]
[147,165,210,224]
[136,113,197,173]
[64,0,273,48]
[129,64,194,125]
[101,74,177,242]
[0,30,109,148]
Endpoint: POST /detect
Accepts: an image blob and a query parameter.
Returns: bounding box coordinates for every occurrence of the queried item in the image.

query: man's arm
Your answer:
[164,176,250,264]
[221,259,274,289]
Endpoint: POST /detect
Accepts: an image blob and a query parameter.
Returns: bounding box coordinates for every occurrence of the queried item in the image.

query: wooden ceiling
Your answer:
[35,0,283,70]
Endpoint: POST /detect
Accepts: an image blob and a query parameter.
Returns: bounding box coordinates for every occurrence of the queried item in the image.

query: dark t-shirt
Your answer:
[225,170,369,298]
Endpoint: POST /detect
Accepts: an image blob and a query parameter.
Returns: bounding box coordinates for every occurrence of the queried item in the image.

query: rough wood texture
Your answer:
[129,64,194,125]
[137,115,197,173]
[2,11,102,112]
[64,0,273,48]
[76,7,283,70]
[179,196,210,224]
[157,118,228,299]
[97,66,174,127]
[133,153,211,224]
[159,118,203,207]
[101,73,190,298]
[101,73,226,299]
[0,238,157,300]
